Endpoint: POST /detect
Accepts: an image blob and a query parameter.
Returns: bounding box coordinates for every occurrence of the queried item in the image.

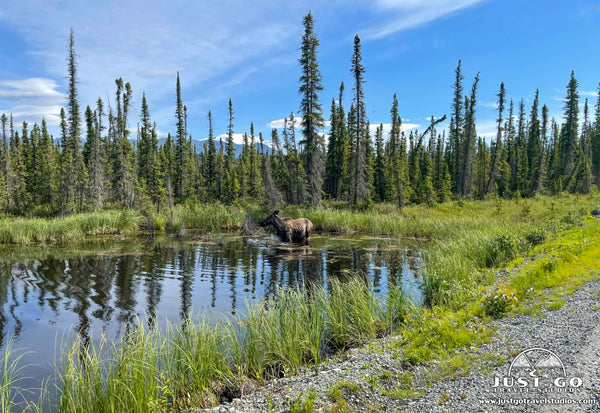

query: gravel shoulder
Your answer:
[200,279,600,413]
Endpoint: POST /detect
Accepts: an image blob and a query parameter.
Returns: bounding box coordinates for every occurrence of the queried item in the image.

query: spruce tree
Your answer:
[86,105,104,210]
[487,82,506,194]
[474,137,490,199]
[174,73,193,200]
[449,60,464,192]
[64,29,87,213]
[206,111,217,199]
[527,90,543,194]
[111,78,135,208]
[298,12,325,206]
[350,35,369,205]
[458,72,479,197]
[0,114,8,210]
[559,71,579,187]
[373,123,386,201]
[223,99,239,203]
[324,98,339,198]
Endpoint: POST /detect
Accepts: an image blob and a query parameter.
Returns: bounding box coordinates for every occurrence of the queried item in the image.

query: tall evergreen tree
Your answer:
[324,98,339,198]
[560,71,579,187]
[449,60,464,192]
[487,82,506,195]
[63,29,87,213]
[85,105,104,210]
[458,72,479,197]
[298,12,325,206]
[350,35,369,205]
[111,78,135,208]
[206,111,217,199]
[174,73,193,199]
[223,99,239,203]
[373,123,386,201]
[0,114,9,210]
[527,90,543,194]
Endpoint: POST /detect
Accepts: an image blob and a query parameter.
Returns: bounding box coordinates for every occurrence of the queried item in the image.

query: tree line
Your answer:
[1,16,599,218]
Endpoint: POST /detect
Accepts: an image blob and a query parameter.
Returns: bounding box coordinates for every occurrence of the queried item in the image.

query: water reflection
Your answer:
[0,235,423,369]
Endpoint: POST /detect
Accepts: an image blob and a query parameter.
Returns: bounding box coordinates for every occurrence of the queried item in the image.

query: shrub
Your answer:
[524,228,547,246]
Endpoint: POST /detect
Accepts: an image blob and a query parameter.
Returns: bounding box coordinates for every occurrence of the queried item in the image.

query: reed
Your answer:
[0,210,140,245]
[0,343,21,413]
[44,276,410,412]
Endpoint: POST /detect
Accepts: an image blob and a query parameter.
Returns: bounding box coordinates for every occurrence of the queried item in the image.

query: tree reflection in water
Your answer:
[0,234,423,382]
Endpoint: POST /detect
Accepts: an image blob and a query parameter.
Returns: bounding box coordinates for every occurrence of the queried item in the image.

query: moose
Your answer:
[259,210,313,245]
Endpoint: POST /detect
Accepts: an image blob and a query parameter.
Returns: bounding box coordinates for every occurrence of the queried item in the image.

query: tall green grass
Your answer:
[8,277,407,412]
[0,210,140,245]
[150,203,249,234]
[0,342,27,413]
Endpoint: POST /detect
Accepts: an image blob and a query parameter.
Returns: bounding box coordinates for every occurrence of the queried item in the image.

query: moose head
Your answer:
[259,210,279,227]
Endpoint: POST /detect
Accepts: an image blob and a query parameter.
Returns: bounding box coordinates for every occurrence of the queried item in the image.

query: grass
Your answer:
[151,202,249,234]
[507,214,600,309]
[0,203,249,245]
[0,343,24,413]
[0,210,140,245]
[379,193,600,403]
[0,276,409,412]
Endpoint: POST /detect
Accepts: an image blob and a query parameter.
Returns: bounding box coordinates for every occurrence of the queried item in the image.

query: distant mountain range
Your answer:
[157,137,272,157]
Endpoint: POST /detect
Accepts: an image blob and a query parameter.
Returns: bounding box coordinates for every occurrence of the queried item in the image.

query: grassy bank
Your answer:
[0,210,141,245]
[0,203,252,245]
[1,194,596,248]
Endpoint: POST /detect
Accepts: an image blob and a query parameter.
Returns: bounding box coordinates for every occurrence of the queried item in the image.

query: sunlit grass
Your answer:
[22,276,408,412]
[508,215,600,308]
[0,210,140,245]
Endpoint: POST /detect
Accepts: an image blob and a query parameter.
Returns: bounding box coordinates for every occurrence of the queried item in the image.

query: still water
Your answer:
[0,233,423,395]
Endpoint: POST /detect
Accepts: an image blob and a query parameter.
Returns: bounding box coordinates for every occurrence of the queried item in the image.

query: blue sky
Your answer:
[0,0,599,145]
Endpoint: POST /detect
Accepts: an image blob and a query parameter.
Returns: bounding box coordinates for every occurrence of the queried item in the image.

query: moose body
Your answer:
[259,210,313,245]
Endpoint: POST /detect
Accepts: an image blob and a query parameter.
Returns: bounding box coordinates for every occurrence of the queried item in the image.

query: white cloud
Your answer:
[364,0,487,39]
[475,119,499,138]
[0,78,64,104]
[267,116,303,129]
[580,90,598,97]
[0,78,65,126]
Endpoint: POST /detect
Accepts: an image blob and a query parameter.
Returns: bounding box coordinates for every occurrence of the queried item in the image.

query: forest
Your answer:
[0,13,599,220]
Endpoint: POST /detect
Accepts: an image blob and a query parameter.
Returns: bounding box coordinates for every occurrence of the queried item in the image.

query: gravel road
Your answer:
[201,280,600,412]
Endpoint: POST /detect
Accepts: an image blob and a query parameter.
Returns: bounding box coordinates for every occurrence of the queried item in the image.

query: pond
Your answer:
[0,233,424,405]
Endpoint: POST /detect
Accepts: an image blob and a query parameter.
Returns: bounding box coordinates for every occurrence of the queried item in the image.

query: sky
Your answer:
[0,0,599,145]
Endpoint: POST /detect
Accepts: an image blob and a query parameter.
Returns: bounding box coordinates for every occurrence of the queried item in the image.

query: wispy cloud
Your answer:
[0,78,64,104]
[267,117,303,129]
[0,0,303,130]
[0,78,65,126]
[363,0,487,40]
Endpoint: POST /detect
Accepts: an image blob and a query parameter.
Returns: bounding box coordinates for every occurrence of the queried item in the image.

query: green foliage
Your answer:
[482,284,518,318]
[286,390,318,413]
